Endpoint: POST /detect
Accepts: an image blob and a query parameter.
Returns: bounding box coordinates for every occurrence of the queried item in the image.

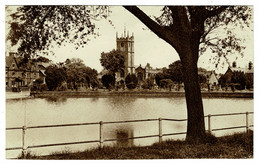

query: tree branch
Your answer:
[123,6,180,49]
[204,6,229,19]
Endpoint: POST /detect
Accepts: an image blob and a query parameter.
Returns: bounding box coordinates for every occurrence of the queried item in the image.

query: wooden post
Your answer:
[208,114,211,134]
[159,118,162,144]
[246,112,249,133]
[99,121,104,148]
[22,126,27,156]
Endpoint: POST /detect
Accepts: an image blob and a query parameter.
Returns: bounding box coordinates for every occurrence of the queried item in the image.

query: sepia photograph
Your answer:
[2,0,256,161]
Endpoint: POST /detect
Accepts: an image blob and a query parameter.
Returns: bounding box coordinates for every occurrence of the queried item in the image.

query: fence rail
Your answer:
[6,112,253,154]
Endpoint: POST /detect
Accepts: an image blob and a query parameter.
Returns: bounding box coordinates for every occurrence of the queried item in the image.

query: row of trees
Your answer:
[45,58,98,91]
[155,60,207,90]
[218,71,253,90]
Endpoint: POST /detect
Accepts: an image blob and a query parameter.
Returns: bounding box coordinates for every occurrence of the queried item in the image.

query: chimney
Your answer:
[248,61,253,70]
[232,61,236,68]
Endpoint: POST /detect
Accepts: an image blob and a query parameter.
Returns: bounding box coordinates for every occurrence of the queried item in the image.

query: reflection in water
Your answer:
[45,96,67,104]
[106,96,137,109]
[115,127,134,147]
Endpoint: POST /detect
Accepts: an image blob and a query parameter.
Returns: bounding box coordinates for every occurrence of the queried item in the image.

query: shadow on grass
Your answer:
[17,130,253,159]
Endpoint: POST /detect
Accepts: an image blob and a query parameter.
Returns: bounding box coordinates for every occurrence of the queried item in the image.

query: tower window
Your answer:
[121,43,124,47]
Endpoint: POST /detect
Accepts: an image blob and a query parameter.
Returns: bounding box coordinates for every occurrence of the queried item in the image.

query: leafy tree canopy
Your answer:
[100,49,125,74]
[7,6,110,58]
[125,74,138,89]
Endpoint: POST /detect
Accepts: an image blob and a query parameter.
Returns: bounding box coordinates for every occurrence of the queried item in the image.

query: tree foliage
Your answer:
[141,78,154,90]
[159,79,174,91]
[100,49,125,74]
[7,6,110,58]
[45,65,66,90]
[125,74,138,89]
[101,74,115,89]
[64,58,98,90]
[45,58,98,90]
[167,60,183,83]
[33,56,51,63]
[155,72,170,87]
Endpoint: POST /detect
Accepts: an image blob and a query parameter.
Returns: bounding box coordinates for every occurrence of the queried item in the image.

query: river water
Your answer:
[6,94,253,158]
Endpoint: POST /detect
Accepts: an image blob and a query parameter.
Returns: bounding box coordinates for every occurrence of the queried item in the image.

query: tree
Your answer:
[167,60,183,84]
[231,71,246,90]
[124,6,252,142]
[65,58,98,90]
[245,73,253,89]
[7,6,252,143]
[101,74,115,90]
[159,79,174,91]
[155,72,170,87]
[142,78,154,90]
[198,74,207,84]
[45,65,66,90]
[125,74,138,89]
[100,49,125,75]
[7,6,109,59]
[33,56,51,63]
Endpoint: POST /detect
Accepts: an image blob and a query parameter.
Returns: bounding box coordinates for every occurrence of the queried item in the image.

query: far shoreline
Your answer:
[28,90,253,99]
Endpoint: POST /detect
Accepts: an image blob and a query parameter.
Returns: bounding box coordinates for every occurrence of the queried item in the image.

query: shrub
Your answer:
[125,74,138,89]
[142,78,154,89]
[159,79,174,90]
[101,74,115,89]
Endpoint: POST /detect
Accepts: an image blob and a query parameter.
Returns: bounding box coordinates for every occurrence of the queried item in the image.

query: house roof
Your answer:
[5,55,14,68]
[230,67,253,74]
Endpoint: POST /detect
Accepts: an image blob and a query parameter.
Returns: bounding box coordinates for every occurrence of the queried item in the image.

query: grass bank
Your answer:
[19,131,253,159]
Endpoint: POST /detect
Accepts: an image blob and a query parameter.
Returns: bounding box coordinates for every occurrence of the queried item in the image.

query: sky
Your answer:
[5,6,253,74]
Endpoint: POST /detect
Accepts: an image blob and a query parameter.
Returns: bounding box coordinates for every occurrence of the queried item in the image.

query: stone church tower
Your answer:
[116,29,134,78]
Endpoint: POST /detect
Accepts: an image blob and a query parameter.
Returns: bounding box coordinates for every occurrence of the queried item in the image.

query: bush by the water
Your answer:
[101,74,115,89]
[125,74,138,89]
[141,78,154,89]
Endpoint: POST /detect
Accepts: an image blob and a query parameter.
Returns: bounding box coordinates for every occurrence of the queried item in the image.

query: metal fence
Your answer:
[6,112,253,155]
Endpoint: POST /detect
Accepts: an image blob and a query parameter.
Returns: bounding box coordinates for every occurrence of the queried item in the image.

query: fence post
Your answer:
[99,121,104,149]
[208,114,211,134]
[246,112,249,133]
[22,126,27,156]
[159,118,162,144]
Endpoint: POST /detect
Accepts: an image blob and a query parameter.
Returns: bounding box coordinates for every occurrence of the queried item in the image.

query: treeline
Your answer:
[34,58,99,91]
[218,71,253,90]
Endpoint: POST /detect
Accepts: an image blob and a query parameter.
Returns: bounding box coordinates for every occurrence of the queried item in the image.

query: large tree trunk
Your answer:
[123,6,207,143]
[180,42,206,143]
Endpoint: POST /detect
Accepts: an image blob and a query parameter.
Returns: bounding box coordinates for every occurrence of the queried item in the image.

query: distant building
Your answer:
[208,71,219,85]
[115,29,135,80]
[135,63,163,81]
[5,52,50,88]
[218,61,254,89]
[223,61,254,83]
[101,30,163,83]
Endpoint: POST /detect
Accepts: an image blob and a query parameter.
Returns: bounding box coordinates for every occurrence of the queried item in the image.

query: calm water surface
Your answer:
[6,95,253,158]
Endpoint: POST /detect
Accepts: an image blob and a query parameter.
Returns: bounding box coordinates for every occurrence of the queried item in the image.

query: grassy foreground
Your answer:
[19,131,253,159]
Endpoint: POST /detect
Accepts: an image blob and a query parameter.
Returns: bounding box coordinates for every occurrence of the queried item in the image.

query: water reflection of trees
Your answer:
[106,96,137,111]
[105,124,134,147]
[45,96,67,104]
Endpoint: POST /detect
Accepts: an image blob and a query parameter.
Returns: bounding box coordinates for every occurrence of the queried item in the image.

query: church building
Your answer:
[115,29,135,81]
[114,30,162,82]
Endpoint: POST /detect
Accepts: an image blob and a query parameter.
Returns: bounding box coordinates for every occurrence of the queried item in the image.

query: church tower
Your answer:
[116,29,134,77]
